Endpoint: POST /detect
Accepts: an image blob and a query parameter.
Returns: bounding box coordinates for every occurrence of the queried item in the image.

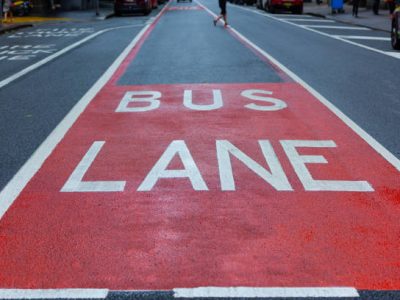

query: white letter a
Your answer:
[138,140,208,191]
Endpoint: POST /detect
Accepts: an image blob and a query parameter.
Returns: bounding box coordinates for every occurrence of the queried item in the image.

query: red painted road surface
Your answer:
[0,2,399,291]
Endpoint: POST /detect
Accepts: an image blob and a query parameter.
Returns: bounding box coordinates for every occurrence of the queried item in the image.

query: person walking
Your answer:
[213,0,228,28]
[372,0,380,14]
[352,0,360,16]
[2,0,13,23]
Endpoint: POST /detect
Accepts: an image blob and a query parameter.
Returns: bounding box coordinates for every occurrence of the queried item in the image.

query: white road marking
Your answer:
[281,18,335,22]
[306,25,370,30]
[0,6,170,220]
[385,51,400,58]
[275,13,312,17]
[333,35,391,40]
[232,5,400,60]
[173,287,360,298]
[0,24,143,90]
[197,0,400,173]
[0,289,108,299]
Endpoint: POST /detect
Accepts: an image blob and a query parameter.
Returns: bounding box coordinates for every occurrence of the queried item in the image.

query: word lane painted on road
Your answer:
[0,1,399,293]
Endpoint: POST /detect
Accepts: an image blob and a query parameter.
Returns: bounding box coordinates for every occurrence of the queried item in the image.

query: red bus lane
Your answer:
[0,2,400,292]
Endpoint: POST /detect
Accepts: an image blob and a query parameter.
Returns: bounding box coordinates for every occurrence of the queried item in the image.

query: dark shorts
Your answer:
[219,0,227,15]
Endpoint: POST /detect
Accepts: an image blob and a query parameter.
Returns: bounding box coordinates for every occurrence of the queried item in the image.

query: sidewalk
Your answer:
[304,2,392,32]
[0,7,114,35]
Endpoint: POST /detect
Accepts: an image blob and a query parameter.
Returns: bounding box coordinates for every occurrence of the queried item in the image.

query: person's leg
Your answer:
[223,14,228,26]
[372,0,379,14]
[354,0,359,16]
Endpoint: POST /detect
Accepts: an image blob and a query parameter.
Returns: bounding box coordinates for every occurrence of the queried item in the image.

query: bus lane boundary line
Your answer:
[0,4,171,220]
[197,0,400,173]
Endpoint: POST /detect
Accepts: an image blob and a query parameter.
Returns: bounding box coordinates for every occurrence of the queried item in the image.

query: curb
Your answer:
[0,23,33,35]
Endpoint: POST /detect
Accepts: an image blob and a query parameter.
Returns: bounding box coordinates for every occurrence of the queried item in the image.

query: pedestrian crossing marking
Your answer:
[333,35,390,41]
[280,18,335,22]
[306,25,371,30]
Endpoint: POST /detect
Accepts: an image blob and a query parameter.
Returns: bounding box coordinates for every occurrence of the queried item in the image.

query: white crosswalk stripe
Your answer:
[306,25,371,30]
[333,35,390,41]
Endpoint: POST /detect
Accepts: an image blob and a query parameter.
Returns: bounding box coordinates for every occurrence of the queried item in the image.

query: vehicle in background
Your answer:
[392,5,400,50]
[256,0,303,14]
[114,0,152,15]
[11,0,32,16]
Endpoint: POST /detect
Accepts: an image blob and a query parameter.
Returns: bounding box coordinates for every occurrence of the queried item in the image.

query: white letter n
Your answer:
[216,140,293,191]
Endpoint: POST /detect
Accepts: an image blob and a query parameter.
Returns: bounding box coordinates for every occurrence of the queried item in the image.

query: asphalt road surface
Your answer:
[0,1,399,299]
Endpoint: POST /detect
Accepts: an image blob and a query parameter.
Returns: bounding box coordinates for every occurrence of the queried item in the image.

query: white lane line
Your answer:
[275,13,313,17]
[306,25,370,30]
[173,287,360,298]
[280,18,335,22]
[386,51,400,58]
[0,289,108,299]
[0,5,170,220]
[198,0,400,172]
[232,5,400,60]
[333,35,391,40]
[0,24,143,90]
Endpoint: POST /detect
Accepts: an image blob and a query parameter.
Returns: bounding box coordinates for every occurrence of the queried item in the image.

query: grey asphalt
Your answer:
[119,3,283,85]
[0,2,399,297]
[209,1,400,159]
[304,2,392,32]
[0,14,156,190]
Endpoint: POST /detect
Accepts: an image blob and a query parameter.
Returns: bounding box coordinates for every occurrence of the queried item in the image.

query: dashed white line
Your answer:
[173,287,360,298]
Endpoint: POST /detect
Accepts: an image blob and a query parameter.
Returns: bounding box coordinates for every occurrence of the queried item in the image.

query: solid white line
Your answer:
[333,35,390,41]
[198,0,400,172]
[0,289,108,299]
[173,287,360,298]
[281,18,335,22]
[306,25,370,30]
[385,51,400,58]
[0,24,142,90]
[0,7,169,220]
[231,5,400,60]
